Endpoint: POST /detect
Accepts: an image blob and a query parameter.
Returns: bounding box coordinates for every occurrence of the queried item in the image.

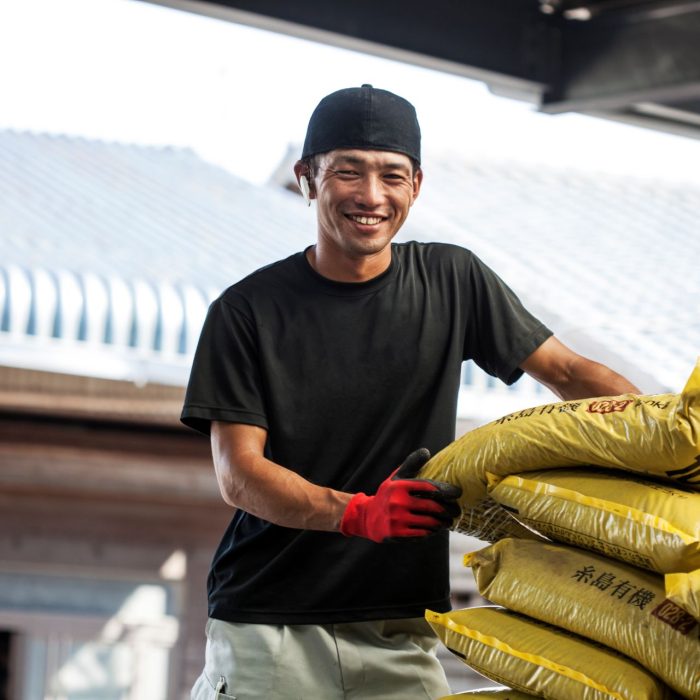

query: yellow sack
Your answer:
[439,495,548,542]
[465,539,700,699]
[438,691,535,699]
[488,468,700,574]
[427,606,672,700]
[438,690,535,699]
[666,569,700,622]
[420,361,700,538]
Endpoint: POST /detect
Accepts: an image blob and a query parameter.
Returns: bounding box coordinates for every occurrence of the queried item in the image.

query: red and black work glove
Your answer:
[339,448,462,543]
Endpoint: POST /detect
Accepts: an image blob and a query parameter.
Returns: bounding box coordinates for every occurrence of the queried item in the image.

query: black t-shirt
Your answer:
[181,241,552,624]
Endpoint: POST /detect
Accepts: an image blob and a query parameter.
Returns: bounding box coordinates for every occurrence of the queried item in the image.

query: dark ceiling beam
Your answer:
[145,0,554,100]
[582,105,700,139]
[541,3,700,112]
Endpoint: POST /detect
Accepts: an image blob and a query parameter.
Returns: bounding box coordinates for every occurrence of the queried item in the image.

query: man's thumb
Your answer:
[393,448,431,479]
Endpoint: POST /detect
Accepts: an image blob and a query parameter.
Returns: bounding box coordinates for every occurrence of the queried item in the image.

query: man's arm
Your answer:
[520,336,641,400]
[210,421,461,541]
[211,421,352,531]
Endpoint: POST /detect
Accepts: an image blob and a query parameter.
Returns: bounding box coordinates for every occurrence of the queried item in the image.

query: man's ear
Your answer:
[293,160,315,204]
[411,167,424,204]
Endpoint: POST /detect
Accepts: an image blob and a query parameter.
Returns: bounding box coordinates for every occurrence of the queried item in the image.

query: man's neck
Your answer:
[306,245,391,283]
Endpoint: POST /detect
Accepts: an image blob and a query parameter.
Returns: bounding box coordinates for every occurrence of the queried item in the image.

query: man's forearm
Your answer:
[521,337,640,401]
[212,422,461,542]
[549,355,640,401]
[225,453,353,531]
[211,423,352,531]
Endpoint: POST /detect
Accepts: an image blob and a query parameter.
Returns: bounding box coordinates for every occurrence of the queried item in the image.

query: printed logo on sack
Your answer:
[651,599,698,635]
[586,399,634,414]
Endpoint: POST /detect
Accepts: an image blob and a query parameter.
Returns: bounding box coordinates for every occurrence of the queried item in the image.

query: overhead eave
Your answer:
[143,0,551,102]
[539,1,700,140]
[141,0,700,139]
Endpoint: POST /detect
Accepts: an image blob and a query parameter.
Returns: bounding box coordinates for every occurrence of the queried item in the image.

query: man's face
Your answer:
[309,149,422,260]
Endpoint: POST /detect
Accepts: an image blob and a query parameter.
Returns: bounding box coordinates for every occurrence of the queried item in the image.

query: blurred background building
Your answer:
[1,0,699,697]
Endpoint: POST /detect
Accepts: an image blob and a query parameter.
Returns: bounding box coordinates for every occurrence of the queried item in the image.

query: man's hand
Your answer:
[339,449,462,543]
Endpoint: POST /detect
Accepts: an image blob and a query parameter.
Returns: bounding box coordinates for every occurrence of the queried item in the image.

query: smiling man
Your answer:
[182,85,638,700]
[298,148,421,278]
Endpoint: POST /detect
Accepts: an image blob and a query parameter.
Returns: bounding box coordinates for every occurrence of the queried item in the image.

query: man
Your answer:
[182,85,639,699]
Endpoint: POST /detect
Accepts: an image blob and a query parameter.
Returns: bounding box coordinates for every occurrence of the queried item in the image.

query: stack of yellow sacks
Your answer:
[419,361,700,699]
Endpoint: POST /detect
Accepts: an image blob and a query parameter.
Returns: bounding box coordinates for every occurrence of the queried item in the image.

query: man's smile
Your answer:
[346,214,386,225]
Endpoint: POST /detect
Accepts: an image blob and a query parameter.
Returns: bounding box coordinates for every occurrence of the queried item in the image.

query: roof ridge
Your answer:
[0,126,197,156]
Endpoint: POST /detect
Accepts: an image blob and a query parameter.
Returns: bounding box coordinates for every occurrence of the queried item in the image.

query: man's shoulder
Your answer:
[394,240,477,270]
[218,251,305,304]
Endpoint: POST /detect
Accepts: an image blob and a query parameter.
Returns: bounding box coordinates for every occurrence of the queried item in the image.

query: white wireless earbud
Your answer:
[299,175,311,207]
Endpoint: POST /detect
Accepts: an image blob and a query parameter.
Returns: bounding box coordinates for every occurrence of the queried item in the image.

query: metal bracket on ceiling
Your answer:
[539,0,700,21]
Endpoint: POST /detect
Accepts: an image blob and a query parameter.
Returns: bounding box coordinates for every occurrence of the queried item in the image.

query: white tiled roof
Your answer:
[0,129,314,287]
[0,129,315,385]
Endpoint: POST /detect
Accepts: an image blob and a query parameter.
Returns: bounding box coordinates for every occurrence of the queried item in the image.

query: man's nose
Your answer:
[354,174,383,208]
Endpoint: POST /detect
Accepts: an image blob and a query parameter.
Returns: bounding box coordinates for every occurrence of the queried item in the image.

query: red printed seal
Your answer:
[587,399,634,414]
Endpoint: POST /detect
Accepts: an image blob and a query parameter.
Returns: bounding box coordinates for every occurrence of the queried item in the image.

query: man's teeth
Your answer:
[350,215,383,225]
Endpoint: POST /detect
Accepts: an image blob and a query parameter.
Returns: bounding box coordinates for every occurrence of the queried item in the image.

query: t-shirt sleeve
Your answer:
[180,294,268,436]
[464,254,553,385]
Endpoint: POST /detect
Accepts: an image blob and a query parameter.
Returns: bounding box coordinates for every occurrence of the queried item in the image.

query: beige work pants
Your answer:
[191,616,451,699]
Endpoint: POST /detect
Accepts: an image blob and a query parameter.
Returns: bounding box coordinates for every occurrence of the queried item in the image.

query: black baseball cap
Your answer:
[301,84,421,164]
